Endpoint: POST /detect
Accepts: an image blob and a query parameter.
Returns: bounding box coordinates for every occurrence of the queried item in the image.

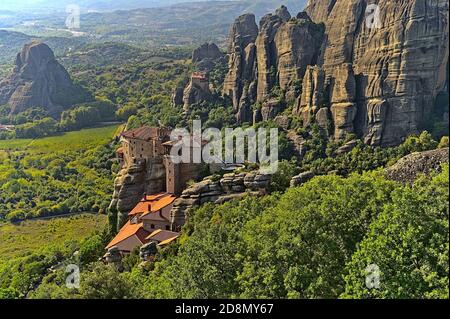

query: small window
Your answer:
[151,224,155,229]
[165,226,170,230]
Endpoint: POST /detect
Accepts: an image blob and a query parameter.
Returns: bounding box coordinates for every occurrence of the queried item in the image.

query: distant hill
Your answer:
[1,1,307,64]
[0,30,87,65]
[67,1,308,47]
[1,0,305,13]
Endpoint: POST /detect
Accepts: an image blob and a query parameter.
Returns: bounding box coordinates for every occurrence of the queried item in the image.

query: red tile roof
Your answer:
[105,221,150,249]
[129,193,176,217]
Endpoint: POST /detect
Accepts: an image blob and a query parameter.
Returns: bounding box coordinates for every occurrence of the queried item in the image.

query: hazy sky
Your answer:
[0,0,231,12]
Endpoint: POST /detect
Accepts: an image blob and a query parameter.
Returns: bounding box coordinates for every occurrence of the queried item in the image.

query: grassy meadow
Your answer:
[0,213,107,263]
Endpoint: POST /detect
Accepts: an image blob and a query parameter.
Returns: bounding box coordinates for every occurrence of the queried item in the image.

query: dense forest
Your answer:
[2,161,447,299]
[0,126,448,298]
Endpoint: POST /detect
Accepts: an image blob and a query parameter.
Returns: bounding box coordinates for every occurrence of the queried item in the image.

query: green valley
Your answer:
[0,125,122,222]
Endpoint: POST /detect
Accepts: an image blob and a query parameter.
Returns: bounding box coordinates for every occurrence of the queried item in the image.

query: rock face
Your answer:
[274,14,324,99]
[255,13,284,103]
[275,5,292,22]
[182,73,211,111]
[295,65,326,125]
[109,158,166,231]
[223,13,259,122]
[0,41,88,116]
[223,7,325,123]
[302,0,449,146]
[179,43,223,110]
[290,171,315,187]
[222,2,449,147]
[192,42,223,63]
[171,171,271,229]
[171,87,184,107]
[385,148,449,184]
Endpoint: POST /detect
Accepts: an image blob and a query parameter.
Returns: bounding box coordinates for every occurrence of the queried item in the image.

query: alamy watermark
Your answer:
[365,4,382,29]
[168,120,279,174]
[365,264,381,289]
[66,4,80,30]
[65,264,80,289]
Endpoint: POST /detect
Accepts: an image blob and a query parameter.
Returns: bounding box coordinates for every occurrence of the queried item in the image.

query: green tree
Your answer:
[79,235,105,265]
[342,166,449,299]
[237,172,397,298]
[79,263,137,299]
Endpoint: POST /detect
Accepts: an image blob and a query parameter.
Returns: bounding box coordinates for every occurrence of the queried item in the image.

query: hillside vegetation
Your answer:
[0,125,121,222]
[16,163,448,299]
[0,213,107,263]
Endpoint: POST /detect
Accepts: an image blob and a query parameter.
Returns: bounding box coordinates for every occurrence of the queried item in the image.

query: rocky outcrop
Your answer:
[181,43,224,110]
[274,14,324,99]
[183,74,211,111]
[290,171,315,187]
[287,130,307,159]
[329,63,358,140]
[192,42,225,72]
[223,13,259,121]
[261,98,284,121]
[275,5,292,22]
[0,41,89,116]
[109,158,166,231]
[221,2,449,146]
[171,87,184,107]
[304,0,449,146]
[192,42,223,63]
[385,148,449,184]
[170,171,271,228]
[223,7,325,123]
[256,13,284,103]
[336,139,358,155]
[295,65,326,125]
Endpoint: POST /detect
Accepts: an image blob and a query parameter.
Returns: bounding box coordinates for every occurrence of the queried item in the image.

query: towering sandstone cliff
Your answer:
[0,42,89,116]
[223,2,449,146]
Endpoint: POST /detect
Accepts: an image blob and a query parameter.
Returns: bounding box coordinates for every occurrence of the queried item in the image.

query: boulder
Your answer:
[385,148,449,184]
[140,242,157,261]
[336,139,358,155]
[290,171,315,187]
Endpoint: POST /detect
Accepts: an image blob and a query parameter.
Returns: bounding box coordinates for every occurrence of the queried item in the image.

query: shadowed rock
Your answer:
[0,41,89,116]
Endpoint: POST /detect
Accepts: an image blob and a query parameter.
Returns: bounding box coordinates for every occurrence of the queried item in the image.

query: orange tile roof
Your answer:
[146,229,179,243]
[129,193,176,217]
[105,221,149,249]
[116,147,124,154]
